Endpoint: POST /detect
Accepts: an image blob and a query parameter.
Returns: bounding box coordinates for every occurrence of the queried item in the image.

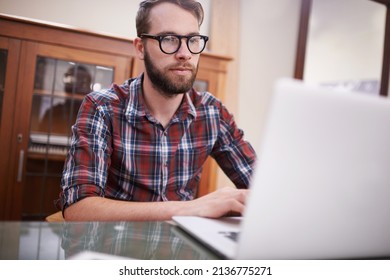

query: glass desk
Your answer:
[0,221,220,260]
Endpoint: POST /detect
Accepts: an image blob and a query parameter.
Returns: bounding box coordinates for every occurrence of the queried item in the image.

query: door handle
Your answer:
[16,134,24,183]
[17,149,24,183]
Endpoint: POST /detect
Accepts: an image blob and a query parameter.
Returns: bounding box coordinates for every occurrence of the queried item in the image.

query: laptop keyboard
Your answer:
[219,231,239,242]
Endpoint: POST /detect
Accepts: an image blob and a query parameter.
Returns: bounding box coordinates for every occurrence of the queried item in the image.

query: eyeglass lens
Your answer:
[160,35,206,54]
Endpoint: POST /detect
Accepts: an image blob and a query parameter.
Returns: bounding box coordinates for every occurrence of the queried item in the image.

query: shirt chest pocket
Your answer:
[174,144,212,174]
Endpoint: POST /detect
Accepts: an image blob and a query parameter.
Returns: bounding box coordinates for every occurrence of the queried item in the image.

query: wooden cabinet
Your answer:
[0,36,21,220]
[0,14,231,220]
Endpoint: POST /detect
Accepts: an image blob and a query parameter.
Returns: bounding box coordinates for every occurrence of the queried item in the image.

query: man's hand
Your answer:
[178,187,249,218]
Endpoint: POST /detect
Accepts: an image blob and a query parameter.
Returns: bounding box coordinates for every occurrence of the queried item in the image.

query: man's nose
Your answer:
[175,39,192,60]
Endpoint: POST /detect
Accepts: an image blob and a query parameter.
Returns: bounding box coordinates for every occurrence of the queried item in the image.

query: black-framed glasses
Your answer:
[140,34,209,54]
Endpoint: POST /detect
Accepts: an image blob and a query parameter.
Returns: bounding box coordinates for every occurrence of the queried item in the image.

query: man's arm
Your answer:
[211,101,257,189]
[64,187,248,221]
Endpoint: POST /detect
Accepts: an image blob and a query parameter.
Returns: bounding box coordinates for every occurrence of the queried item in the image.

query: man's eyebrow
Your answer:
[155,31,201,36]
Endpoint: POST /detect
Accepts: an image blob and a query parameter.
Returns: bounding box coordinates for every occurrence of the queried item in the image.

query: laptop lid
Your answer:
[237,78,390,259]
[174,78,390,260]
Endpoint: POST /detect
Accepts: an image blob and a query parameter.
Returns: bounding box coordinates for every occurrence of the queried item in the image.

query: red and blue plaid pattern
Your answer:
[60,75,256,210]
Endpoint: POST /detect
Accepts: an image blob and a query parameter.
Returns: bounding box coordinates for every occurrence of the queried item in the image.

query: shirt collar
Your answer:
[124,74,198,126]
[125,74,146,119]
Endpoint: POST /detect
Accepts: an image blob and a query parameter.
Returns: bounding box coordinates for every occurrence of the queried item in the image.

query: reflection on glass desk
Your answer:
[0,221,219,260]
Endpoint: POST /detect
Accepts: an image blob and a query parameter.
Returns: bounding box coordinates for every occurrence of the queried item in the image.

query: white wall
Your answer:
[0,0,138,38]
[238,0,301,151]
[0,0,211,38]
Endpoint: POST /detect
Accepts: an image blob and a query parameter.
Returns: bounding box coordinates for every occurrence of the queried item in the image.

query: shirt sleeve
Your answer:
[59,94,113,210]
[211,103,257,189]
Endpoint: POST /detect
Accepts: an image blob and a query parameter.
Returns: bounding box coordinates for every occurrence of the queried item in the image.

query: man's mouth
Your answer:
[171,67,193,75]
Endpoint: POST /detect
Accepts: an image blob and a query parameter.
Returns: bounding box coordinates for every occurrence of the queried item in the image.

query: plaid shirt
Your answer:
[60,74,256,210]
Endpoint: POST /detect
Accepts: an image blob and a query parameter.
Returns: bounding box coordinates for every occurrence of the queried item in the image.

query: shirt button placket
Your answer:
[161,130,169,201]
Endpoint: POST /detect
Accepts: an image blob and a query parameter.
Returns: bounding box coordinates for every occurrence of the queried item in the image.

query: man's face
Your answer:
[142,2,201,97]
[143,48,198,96]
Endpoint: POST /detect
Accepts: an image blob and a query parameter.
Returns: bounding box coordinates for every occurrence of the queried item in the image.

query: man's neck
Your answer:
[142,79,184,129]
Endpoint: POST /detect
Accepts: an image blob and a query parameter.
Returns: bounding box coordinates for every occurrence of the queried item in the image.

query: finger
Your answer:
[226,198,246,216]
[232,189,249,204]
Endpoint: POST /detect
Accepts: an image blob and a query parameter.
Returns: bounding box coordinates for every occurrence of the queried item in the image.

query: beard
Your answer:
[144,51,198,98]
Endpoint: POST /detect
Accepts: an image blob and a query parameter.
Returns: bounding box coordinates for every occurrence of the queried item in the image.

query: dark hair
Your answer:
[64,65,92,94]
[136,0,204,37]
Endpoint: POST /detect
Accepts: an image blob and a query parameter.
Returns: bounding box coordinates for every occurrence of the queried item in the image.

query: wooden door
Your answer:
[6,41,131,220]
[0,37,21,220]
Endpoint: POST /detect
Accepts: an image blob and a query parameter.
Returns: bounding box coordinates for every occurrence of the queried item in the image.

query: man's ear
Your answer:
[134,37,145,60]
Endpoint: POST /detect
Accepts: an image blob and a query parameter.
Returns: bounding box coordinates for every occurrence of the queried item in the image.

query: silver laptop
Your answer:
[173,78,390,259]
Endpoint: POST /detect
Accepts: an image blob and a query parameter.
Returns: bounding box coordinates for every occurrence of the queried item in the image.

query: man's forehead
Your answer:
[147,2,200,34]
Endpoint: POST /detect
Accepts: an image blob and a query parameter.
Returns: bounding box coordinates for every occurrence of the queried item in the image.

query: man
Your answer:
[59,0,256,221]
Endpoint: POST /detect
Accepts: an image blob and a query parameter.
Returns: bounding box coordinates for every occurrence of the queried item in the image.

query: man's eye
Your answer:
[189,37,200,44]
[162,36,178,43]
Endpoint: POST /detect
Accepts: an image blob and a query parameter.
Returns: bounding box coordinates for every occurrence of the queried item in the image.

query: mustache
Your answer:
[168,63,196,71]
